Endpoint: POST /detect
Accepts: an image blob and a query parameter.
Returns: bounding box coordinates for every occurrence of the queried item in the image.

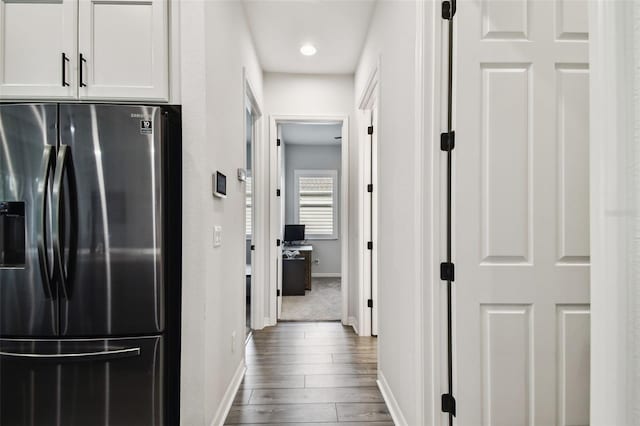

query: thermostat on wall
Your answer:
[213,171,227,198]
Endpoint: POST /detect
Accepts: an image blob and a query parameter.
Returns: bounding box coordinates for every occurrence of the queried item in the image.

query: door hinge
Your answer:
[276,189,281,197]
[367,241,373,250]
[276,239,281,247]
[440,131,455,151]
[367,126,374,135]
[277,138,281,146]
[440,262,455,281]
[441,393,456,416]
[277,289,281,297]
[441,0,456,20]
[367,184,373,193]
[367,299,373,308]
[250,245,255,251]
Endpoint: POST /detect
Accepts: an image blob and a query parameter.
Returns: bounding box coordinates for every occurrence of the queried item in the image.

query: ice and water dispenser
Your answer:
[0,202,25,268]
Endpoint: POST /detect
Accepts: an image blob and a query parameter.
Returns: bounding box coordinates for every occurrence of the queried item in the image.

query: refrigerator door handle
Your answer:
[52,144,77,299]
[36,146,55,299]
[0,347,140,362]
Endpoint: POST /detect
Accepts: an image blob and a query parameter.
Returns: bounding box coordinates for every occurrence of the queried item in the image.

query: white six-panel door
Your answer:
[78,0,168,101]
[454,1,590,425]
[0,0,77,99]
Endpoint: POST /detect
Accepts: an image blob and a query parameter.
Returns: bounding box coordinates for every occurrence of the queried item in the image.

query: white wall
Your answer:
[355,1,427,424]
[177,1,264,425]
[284,143,342,275]
[590,1,640,424]
[264,73,359,323]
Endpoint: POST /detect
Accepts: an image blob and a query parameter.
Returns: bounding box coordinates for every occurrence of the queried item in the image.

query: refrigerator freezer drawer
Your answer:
[0,336,164,426]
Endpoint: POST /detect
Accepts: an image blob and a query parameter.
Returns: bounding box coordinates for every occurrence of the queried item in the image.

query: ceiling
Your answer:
[242,0,377,74]
[281,123,342,145]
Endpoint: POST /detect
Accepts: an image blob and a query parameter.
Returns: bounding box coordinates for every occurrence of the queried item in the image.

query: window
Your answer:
[245,175,252,236]
[294,170,338,239]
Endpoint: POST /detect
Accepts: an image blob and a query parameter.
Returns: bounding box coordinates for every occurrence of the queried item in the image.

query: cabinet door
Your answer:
[0,0,77,99]
[78,0,168,101]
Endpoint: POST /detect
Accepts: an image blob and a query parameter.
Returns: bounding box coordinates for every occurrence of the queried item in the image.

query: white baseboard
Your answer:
[311,272,341,278]
[377,370,408,426]
[210,360,246,426]
[347,315,360,335]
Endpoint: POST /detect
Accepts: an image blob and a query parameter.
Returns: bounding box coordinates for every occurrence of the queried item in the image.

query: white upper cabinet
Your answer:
[78,0,168,101]
[0,0,168,101]
[0,0,77,99]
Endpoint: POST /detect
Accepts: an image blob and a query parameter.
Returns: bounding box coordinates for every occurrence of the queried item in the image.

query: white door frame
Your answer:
[268,114,350,325]
[357,66,379,337]
[244,69,264,331]
[588,1,639,424]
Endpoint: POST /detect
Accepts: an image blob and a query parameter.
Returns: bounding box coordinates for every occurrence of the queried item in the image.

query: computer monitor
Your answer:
[284,225,305,243]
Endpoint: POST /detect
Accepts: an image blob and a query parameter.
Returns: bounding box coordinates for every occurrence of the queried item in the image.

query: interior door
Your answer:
[0,104,59,336]
[0,0,77,99]
[370,108,379,337]
[363,108,379,337]
[78,0,168,101]
[276,125,284,319]
[454,1,590,425]
[58,104,164,337]
[246,106,254,334]
[0,336,163,426]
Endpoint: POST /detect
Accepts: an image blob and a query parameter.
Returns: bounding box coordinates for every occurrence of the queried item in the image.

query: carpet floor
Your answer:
[281,278,341,321]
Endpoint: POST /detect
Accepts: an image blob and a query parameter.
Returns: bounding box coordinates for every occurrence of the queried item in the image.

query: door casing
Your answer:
[267,115,350,326]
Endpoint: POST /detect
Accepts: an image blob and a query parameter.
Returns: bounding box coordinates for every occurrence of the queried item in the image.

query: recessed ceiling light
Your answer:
[300,44,317,56]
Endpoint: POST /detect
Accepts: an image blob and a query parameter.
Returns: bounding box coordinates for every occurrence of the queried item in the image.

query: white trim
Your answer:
[339,117,349,326]
[357,61,380,339]
[358,65,380,110]
[377,370,409,426]
[311,272,341,278]
[209,361,246,426]
[168,0,181,104]
[269,118,280,324]
[413,1,426,423]
[421,1,442,425]
[268,115,350,327]
[243,68,265,331]
[263,317,274,328]
[589,2,638,424]
[347,315,360,336]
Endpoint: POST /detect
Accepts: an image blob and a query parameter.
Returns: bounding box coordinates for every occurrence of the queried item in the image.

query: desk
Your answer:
[282,245,313,291]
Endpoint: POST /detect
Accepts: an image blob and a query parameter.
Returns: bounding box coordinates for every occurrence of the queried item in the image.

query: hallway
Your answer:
[225,322,392,425]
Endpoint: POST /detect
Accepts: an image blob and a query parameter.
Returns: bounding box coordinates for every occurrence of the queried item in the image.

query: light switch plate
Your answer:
[214,225,222,247]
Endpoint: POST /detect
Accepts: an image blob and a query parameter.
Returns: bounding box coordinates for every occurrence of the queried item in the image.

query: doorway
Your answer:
[269,116,349,325]
[244,80,262,337]
[358,67,379,337]
[279,123,343,321]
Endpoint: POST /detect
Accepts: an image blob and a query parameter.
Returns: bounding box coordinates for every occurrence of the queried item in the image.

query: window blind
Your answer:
[245,176,252,236]
[298,175,335,236]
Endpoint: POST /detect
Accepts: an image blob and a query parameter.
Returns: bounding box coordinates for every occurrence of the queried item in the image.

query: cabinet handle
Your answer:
[61,53,70,87]
[79,53,87,87]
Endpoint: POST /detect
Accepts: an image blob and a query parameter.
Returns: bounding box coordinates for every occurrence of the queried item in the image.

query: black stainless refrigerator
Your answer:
[0,103,182,426]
